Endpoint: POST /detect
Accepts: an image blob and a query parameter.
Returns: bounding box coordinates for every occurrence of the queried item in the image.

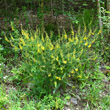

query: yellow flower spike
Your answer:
[88,44,91,48]
[10,34,14,40]
[4,36,10,42]
[19,44,22,50]
[84,42,88,46]
[75,68,78,72]
[48,73,51,77]
[22,30,29,39]
[20,38,25,46]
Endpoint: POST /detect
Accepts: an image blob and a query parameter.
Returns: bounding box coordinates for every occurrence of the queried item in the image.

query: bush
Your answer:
[5,26,101,96]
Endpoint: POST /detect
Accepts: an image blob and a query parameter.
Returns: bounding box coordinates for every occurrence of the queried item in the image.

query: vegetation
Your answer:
[0,0,110,110]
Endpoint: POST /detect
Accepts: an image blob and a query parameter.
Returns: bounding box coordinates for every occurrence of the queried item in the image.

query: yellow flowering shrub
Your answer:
[5,26,101,96]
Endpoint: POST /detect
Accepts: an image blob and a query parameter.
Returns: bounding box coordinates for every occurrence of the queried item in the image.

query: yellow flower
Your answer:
[10,42,14,47]
[71,70,75,74]
[55,43,60,49]
[63,60,67,64]
[32,58,36,62]
[98,30,102,35]
[11,26,15,31]
[14,46,18,51]
[22,30,29,39]
[31,36,34,41]
[4,36,10,42]
[37,43,40,47]
[51,54,54,59]
[42,36,45,42]
[56,76,61,80]
[105,47,109,50]
[92,56,97,60]
[84,25,86,32]
[60,67,63,70]
[64,34,67,39]
[20,38,25,46]
[38,48,41,53]
[75,36,79,44]
[71,30,74,36]
[68,37,72,42]
[10,34,14,40]
[48,73,51,77]
[76,58,80,62]
[88,44,91,48]
[19,44,22,50]
[72,86,76,89]
[50,44,54,50]
[80,40,83,43]
[83,36,87,40]
[75,68,78,72]
[56,56,59,61]
[54,81,57,88]
[41,46,45,51]
[56,101,58,109]
[77,75,82,79]
[91,32,94,35]
[68,74,71,77]
[84,42,88,46]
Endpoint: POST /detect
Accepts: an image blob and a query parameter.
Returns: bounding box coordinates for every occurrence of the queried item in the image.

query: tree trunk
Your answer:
[97,0,103,36]
[107,0,110,34]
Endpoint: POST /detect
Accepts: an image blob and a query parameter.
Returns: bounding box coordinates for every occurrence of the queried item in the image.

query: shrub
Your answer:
[5,26,101,96]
